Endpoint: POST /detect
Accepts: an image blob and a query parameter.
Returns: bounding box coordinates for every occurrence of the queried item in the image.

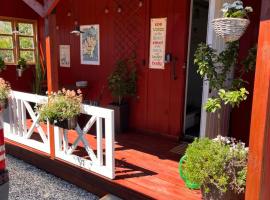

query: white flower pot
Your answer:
[16,68,23,77]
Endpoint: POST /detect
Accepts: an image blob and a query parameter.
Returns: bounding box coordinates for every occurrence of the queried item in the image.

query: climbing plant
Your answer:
[194,42,257,113]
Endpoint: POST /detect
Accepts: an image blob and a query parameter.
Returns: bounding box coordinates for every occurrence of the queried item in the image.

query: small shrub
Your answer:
[183,136,248,195]
[108,53,137,105]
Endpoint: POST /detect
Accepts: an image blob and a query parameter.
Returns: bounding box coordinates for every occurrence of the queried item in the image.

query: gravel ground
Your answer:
[6,155,99,200]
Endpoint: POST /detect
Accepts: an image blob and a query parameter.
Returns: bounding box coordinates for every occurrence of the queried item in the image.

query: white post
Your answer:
[105,110,115,179]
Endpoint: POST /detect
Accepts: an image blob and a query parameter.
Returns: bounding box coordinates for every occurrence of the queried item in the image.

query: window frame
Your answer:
[0,16,38,65]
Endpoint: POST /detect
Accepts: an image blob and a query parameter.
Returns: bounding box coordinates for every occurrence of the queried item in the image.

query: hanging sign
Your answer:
[149,18,167,69]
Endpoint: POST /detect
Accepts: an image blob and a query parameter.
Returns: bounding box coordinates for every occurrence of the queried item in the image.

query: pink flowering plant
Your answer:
[0,78,11,104]
[183,136,248,195]
[38,89,82,123]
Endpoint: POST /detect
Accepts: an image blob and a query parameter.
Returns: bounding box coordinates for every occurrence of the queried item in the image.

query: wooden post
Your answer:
[45,13,58,159]
[246,1,270,199]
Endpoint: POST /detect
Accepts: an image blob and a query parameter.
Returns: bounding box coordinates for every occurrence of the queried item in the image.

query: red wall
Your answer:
[54,0,190,137]
[0,0,42,92]
[1,0,259,140]
[230,0,262,144]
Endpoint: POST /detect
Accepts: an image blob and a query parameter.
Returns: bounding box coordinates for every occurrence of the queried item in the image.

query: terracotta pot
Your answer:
[201,184,245,200]
[55,116,78,130]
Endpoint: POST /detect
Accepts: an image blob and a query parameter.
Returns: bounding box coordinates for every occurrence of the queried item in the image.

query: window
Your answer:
[0,17,37,64]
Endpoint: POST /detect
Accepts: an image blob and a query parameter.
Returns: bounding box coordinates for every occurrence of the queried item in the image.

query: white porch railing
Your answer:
[4,91,50,153]
[3,91,115,179]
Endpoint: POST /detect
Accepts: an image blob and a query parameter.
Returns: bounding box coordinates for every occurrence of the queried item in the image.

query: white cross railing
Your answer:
[3,91,115,179]
[3,91,50,153]
[54,104,115,179]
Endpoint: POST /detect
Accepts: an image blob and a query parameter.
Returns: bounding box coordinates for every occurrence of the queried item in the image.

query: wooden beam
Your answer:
[45,13,59,159]
[44,0,61,16]
[22,0,46,17]
[22,0,60,18]
[246,0,270,199]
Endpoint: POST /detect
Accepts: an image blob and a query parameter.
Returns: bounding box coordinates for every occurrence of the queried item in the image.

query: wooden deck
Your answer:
[5,128,201,200]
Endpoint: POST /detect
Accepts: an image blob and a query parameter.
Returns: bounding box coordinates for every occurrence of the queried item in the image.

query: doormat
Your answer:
[170,142,189,155]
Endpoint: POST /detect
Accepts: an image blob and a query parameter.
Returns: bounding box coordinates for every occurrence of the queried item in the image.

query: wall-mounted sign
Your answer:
[149,18,167,69]
[80,25,100,65]
[59,45,70,68]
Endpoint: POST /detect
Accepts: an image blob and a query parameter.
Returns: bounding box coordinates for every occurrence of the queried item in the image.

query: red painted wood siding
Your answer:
[54,0,190,137]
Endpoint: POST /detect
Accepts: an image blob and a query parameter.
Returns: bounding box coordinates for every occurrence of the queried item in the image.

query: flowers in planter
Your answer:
[182,136,248,199]
[222,1,253,18]
[38,89,82,129]
[0,78,11,109]
[212,1,253,42]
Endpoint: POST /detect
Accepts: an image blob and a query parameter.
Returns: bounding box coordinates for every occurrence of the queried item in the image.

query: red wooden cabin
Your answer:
[0,0,269,199]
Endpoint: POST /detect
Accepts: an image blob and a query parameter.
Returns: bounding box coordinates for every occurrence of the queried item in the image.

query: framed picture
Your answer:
[59,45,70,68]
[80,25,100,65]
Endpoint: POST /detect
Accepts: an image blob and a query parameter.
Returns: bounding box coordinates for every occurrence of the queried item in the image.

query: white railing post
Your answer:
[96,117,103,166]
[105,111,115,179]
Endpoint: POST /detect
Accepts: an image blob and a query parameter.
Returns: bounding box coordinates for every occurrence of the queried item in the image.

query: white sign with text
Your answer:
[149,18,167,69]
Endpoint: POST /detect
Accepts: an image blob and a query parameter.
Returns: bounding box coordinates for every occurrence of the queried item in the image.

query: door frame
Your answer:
[182,0,194,135]
[183,0,216,138]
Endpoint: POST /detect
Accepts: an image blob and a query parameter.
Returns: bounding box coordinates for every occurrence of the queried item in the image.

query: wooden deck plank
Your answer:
[5,125,201,200]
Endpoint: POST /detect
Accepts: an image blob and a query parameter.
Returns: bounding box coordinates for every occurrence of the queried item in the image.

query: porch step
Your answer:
[100,194,123,200]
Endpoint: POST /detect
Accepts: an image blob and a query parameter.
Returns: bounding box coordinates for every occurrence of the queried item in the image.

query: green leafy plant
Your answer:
[17,57,27,70]
[108,53,137,105]
[0,57,6,72]
[183,136,248,195]
[0,78,11,103]
[33,53,46,94]
[38,89,82,123]
[222,1,253,18]
[194,42,256,113]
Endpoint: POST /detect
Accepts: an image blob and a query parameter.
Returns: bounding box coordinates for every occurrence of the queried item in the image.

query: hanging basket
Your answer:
[212,18,250,42]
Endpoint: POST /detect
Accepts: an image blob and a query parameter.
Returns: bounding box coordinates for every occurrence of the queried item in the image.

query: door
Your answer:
[200,0,235,138]
[183,0,209,138]
[146,0,190,137]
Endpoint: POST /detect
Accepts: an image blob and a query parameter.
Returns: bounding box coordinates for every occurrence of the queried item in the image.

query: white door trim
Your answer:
[183,0,194,134]
[199,0,216,138]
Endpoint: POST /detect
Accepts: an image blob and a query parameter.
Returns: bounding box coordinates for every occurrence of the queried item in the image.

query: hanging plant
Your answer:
[0,57,6,72]
[16,57,28,77]
[212,1,253,42]
[194,42,257,114]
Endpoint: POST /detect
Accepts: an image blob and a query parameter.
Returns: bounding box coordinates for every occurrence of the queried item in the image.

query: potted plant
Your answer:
[0,78,11,110]
[108,54,137,133]
[212,1,253,42]
[38,89,82,130]
[181,136,248,200]
[16,57,28,77]
[0,57,6,73]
